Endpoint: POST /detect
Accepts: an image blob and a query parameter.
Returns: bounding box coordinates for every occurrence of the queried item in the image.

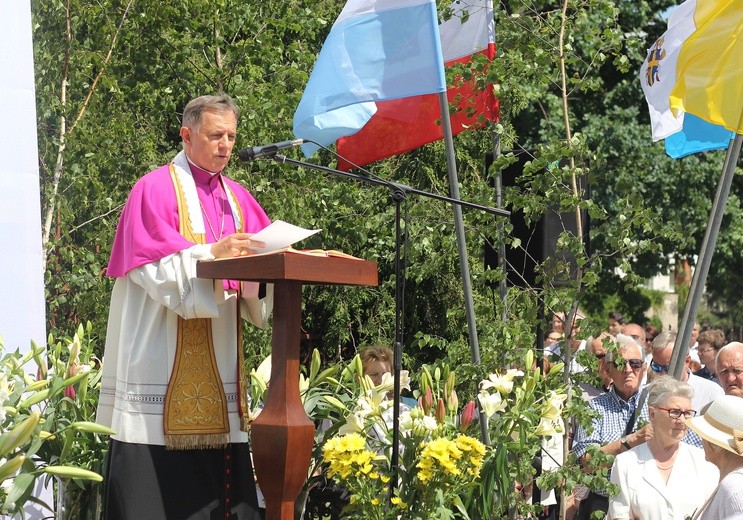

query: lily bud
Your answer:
[460,400,476,431]
[444,371,456,397]
[435,398,446,424]
[446,389,458,414]
[421,387,433,414]
[420,366,433,394]
[524,349,534,371]
[69,335,81,364]
[64,385,76,400]
[34,352,47,380]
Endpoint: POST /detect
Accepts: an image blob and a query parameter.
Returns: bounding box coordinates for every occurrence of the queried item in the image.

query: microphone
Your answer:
[238,138,305,161]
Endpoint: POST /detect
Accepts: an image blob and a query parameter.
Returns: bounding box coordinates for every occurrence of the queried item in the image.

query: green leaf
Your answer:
[4,472,35,509]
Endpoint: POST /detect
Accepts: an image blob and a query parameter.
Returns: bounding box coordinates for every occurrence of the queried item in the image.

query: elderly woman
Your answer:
[687,395,743,518]
[608,375,718,519]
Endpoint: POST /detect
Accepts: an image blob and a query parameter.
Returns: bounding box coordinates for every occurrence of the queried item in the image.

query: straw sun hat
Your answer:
[687,395,743,456]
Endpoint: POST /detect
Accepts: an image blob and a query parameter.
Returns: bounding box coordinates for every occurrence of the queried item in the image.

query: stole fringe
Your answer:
[164,433,229,451]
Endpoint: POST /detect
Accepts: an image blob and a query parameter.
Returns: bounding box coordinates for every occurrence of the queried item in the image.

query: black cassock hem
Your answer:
[103,439,261,520]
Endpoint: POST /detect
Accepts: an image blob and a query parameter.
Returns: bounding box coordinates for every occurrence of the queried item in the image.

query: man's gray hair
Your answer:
[647,374,694,407]
[652,330,677,352]
[182,94,240,129]
[606,333,642,362]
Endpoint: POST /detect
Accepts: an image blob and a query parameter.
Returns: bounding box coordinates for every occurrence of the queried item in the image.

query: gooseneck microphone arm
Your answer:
[238,139,306,161]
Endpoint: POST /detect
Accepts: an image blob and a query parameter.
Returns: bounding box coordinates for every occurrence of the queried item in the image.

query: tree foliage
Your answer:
[32,0,740,387]
[30,0,743,517]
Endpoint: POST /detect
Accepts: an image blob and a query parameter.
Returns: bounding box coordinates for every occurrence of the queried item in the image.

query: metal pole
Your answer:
[437,91,490,444]
[670,132,743,378]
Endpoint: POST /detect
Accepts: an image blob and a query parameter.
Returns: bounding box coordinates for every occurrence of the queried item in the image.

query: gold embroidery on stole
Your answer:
[162,163,241,449]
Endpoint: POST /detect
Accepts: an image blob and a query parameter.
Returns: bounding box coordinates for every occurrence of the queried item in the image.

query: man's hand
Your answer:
[210,233,265,259]
[628,423,653,447]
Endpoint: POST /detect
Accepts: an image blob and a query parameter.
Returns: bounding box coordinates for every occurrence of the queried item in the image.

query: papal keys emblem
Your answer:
[645,37,666,87]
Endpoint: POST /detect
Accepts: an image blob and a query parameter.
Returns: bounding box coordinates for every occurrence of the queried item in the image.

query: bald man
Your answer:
[717,342,743,397]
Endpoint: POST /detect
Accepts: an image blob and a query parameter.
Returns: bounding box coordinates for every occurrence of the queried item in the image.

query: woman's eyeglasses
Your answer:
[612,358,644,370]
[657,406,697,419]
[650,361,671,373]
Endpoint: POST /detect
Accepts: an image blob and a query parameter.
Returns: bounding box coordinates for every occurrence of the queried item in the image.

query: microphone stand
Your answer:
[267,153,509,493]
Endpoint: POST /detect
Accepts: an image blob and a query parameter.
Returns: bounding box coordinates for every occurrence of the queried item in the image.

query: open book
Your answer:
[215,220,362,260]
[254,246,362,260]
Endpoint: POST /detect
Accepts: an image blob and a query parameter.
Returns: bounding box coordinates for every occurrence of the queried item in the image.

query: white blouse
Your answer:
[608,442,718,520]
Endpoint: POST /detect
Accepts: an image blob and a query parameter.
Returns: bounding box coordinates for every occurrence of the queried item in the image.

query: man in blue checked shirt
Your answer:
[571,335,654,520]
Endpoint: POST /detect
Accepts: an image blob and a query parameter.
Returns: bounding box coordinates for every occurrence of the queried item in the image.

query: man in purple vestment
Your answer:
[97,94,271,520]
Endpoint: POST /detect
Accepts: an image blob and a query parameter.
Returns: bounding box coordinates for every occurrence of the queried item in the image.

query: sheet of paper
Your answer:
[249,220,321,254]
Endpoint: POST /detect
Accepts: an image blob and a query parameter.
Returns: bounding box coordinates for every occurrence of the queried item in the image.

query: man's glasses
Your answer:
[650,361,670,373]
[657,406,697,420]
[612,358,644,370]
[697,347,716,355]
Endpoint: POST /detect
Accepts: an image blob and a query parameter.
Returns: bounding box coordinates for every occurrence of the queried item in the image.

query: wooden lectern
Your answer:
[197,251,378,520]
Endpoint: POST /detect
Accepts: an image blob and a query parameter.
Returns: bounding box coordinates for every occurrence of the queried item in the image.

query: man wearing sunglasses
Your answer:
[572,335,653,520]
[650,330,723,448]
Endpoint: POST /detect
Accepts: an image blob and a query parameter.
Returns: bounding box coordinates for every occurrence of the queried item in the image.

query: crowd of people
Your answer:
[543,310,743,520]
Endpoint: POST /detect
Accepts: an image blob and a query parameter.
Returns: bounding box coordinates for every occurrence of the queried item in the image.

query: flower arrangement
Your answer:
[0,323,113,517]
[317,349,567,519]
[246,347,567,518]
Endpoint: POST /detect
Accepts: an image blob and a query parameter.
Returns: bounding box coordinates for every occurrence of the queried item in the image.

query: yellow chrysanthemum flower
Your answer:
[323,433,378,480]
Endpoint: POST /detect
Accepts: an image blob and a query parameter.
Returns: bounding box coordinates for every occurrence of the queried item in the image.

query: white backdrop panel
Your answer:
[0,0,46,354]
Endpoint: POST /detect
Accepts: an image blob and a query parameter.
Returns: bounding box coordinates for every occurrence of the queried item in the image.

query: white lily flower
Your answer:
[478,390,507,419]
[534,416,564,437]
[480,374,513,394]
[338,411,366,435]
[0,375,9,403]
[252,355,272,387]
[541,390,568,420]
[399,410,414,434]
[377,372,395,394]
[356,396,374,417]
[505,368,525,380]
[399,370,411,392]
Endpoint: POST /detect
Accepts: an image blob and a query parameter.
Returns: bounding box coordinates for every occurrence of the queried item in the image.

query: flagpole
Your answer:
[437,91,491,444]
[670,129,743,377]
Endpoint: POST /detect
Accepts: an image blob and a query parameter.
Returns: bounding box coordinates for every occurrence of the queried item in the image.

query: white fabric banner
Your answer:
[1,5,53,520]
[0,1,46,353]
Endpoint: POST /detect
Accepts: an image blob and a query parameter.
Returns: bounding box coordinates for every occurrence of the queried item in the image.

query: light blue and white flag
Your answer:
[293,0,447,157]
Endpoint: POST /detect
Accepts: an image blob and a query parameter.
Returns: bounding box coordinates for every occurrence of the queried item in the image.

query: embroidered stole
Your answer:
[162,156,247,449]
